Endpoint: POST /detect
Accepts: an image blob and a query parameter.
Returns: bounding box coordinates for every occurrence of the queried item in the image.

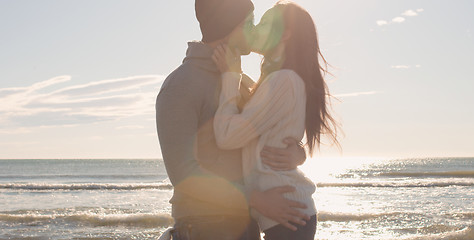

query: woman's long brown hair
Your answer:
[253,1,341,156]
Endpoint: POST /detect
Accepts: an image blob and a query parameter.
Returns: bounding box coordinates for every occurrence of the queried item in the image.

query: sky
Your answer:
[0,0,473,159]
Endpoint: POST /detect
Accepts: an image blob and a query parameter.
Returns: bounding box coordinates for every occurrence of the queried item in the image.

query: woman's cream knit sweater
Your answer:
[213,69,316,231]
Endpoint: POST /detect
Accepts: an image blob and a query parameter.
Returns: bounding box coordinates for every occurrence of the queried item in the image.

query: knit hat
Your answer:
[195,0,254,43]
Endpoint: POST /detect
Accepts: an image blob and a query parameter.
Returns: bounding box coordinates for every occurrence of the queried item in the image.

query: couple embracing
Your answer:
[156,0,339,239]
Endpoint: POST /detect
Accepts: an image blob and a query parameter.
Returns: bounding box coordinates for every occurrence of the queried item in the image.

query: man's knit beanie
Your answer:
[195,0,254,43]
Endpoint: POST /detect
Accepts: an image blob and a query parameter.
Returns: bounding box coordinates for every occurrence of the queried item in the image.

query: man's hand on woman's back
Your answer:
[249,186,310,231]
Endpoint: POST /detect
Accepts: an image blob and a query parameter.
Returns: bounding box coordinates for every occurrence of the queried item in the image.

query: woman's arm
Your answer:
[212,44,306,169]
[214,71,296,149]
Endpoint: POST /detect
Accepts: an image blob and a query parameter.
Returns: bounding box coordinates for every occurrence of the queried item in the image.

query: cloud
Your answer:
[0,88,27,98]
[402,10,418,17]
[376,8,423,27]
[376,20,388,26]
[0,75,165,130]
[334,91,379,98]
[390,65,422,69]
[25,94,144,109]
[391,65,410,69]
[0,76,70,99]
[49,75,159,97]
[392,17,406,23]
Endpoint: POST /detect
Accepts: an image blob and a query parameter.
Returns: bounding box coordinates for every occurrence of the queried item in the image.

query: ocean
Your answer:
[0,157,472,240]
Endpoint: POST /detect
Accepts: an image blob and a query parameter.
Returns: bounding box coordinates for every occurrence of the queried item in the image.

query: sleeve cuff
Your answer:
[220,72,242,101]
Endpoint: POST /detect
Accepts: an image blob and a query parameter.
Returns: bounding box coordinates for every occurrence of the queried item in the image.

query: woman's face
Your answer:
[251,7,285,55]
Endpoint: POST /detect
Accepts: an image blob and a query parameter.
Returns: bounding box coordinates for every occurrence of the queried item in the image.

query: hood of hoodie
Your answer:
[183,41,220,73]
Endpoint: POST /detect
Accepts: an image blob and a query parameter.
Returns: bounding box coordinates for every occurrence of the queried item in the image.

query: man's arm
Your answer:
[261,138,306,171]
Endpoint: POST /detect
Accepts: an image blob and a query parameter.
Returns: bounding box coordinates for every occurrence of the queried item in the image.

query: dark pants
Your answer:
[263,215,317,240]
[171,215,260,240]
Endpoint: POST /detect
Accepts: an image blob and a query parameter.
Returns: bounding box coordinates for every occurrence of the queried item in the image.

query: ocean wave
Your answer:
[0,210,413,225]
[0,174,163,179]
[378,171,474,178]
[399,225,474,240]
[2,179,472,191]
[316,213,474,239]
[317,180,474,188]
[0,183,173,191]
[0,212,174,228]
[446,212,474,220]
[317,211,406,222]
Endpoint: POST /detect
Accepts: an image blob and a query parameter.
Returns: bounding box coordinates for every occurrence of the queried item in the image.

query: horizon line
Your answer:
[1,156,473,160]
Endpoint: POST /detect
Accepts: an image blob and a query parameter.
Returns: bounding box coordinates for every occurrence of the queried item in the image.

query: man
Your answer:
[156,0,309,239]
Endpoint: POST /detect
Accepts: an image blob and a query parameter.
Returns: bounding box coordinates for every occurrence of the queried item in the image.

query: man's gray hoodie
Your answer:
[156,41,249,219]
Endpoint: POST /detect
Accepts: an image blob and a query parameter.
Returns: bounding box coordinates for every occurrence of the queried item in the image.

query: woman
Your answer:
[212,1,339,239]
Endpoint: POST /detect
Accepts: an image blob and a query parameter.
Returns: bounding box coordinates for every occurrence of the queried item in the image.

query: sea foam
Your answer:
[0,212,174,228]
[0,183,173,191]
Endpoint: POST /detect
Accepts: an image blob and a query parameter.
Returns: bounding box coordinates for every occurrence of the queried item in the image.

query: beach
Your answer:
[0,158,473,239]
